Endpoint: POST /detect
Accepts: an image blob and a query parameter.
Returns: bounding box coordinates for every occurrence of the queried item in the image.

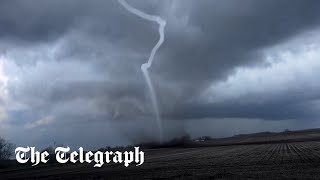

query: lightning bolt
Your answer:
[118,0,166,143]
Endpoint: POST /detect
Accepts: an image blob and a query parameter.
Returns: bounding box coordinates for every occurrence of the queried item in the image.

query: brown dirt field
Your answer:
[1,141,320,179]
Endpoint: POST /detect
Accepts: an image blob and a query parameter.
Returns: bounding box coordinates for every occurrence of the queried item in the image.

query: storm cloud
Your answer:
[1,0,320,148]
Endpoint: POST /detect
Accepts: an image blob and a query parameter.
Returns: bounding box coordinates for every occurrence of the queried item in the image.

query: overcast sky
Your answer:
[1,0,320,149]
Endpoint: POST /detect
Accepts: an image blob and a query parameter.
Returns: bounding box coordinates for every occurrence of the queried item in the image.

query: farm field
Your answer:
[1,141,320,179]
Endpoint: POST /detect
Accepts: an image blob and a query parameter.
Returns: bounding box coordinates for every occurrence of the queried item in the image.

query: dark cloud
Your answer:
[154,0,320,121]
[158,0,320,86]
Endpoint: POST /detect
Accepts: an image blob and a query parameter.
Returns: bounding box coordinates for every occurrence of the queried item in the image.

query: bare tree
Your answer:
[0,138,15,160]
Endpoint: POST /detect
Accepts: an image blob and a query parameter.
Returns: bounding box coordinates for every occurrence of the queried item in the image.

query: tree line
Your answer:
[0,137,15,160]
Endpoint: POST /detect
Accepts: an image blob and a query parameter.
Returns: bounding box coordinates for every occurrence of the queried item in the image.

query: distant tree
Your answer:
[283,129,291,133]
[195,136,214,141]
[0,137,15,160]
[201,136,214,141]
[41,142,65,154]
